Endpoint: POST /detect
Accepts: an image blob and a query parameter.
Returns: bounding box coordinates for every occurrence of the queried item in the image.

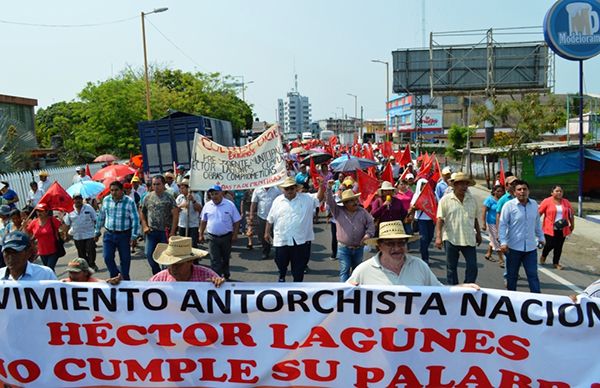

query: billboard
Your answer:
[392,43,550,94]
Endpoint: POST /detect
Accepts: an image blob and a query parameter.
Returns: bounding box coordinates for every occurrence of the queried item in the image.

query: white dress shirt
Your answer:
[251,186,282,220]
[267,192,319,247]
[64,203,97,240]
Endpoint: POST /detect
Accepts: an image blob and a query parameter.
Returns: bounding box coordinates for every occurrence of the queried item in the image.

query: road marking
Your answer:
[481,233,583,293]
[538,267,583,293]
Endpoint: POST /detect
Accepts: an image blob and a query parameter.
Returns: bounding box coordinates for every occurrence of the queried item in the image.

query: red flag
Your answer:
[309,157,320,189]
[356,169,380,208]
[381,162,394,184]
[36,182,74,212]
[381,141,393,158]
[363,143,375,161]
[328,135,338,149]
[399,168,410,182]
[85,164,92,178]
[499,160,506,187]
[399,143,412,167]
[413,183,438,222]
[367,166,377,178]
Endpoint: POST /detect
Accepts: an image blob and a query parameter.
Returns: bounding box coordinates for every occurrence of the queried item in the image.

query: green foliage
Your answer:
[445,124,475,159]
[35,67,253,164]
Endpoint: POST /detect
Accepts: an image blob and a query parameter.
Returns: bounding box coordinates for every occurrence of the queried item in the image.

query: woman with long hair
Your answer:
[538,186,574,270]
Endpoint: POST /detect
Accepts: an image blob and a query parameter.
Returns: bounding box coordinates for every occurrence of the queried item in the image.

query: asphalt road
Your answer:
[50,186,600,297]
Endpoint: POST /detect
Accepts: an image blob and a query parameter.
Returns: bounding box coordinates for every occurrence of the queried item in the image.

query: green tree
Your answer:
[471,93,566,172]
[35,67,253,164]
[445,124,474,159]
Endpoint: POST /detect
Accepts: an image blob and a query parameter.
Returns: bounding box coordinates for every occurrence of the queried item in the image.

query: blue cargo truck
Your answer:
[138,111,234,174]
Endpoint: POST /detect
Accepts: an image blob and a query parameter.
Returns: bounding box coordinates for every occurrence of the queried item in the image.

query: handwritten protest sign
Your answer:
[0,282,599,387]
[189,125,287,191]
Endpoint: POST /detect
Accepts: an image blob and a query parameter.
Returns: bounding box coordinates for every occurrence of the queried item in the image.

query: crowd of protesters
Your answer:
[0,138,592,298]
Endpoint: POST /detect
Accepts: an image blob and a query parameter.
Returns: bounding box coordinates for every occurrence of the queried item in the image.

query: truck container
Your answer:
[138,111,234,174]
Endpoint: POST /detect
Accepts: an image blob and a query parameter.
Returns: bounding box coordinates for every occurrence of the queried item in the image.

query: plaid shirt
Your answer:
[148,264,219,282]
[95,194,140,239]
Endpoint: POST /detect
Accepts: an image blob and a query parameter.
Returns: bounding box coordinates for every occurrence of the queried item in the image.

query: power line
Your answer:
[146,19,202,69]
[0,16,137,28]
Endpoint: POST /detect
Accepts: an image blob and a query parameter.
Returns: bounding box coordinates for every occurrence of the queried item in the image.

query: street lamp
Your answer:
[229,76,254,102]
[141,7,168,121]
[347,93,358,140]
[371,59,390,141]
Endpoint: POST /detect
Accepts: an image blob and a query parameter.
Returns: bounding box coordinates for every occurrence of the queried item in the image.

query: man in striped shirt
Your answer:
[95,181,140,280]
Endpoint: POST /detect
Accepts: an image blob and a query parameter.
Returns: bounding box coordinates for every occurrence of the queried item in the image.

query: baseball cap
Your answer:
[405,173,415,180]
[75,167,82,172]
[207,185,222,192]
[123,183,132,189]
[506,176,518,185]
[67,258,94,274]
[2,231,31,253]
[177,164,185,170]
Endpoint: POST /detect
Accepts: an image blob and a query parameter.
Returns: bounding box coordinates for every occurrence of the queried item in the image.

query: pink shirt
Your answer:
[149,264,219,282]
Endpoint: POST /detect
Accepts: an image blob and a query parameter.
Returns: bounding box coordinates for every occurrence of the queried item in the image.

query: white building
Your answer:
[277,91,311,139]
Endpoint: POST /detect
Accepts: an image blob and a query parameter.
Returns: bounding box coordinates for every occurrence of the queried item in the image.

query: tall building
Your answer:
[277,91,311,140]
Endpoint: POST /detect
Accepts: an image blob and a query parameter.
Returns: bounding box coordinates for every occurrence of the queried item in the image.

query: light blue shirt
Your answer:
[499,198,544,252]
[200,198,241,236]
[435,180,449,201]
[0,262,57,281]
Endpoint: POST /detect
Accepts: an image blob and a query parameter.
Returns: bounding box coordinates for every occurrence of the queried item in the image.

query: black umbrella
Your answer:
[300,152,333,166]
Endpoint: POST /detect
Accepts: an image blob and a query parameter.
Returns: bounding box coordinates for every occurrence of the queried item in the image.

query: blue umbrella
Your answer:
[67,181,106,198]
[330,154,378,172]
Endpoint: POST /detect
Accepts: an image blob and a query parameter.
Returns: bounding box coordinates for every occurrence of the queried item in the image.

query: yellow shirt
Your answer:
[437,191,479,246]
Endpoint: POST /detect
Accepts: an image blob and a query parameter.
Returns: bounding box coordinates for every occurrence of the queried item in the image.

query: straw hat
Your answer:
[339,189,361,203]
[279,176,300,188]
[450,171,475,186]
[441,166,452,175]
[365,221,419,245]
[153,236,209,266]
[377,181,396,195]
[39,171,49,177]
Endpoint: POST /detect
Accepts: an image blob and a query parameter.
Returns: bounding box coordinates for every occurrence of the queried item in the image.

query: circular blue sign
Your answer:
[544,0,600,60]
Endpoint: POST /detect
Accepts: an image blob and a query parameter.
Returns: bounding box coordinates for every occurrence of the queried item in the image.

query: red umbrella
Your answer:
[93,154,118,163]
[92,164,137,182]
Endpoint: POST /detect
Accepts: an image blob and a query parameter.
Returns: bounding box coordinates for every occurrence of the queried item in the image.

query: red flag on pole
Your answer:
[36,182,74,212]
[381,162,394,184]
[363,143,375,161]
[309,157,320,189]
[381,141,393,158]
[499,159,506,187]
[399,143,412,167]
[356,168,380,208]
[413,183,438,222]
[85,164,92,178]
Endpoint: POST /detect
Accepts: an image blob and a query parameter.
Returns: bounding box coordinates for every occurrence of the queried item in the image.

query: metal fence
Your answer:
[0,164,105,208]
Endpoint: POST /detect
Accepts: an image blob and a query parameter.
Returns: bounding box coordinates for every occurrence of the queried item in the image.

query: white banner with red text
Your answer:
[189,125,287,191]
[0,281,599,387]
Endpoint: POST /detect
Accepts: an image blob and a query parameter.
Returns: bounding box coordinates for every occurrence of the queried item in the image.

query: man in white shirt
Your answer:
[176,179,202,248]
[265,177,325,282]
[249,186,282,260]
[72,167,90,184]
[27,181,44,207]
[64,193,98,271]
[38,171,51,193]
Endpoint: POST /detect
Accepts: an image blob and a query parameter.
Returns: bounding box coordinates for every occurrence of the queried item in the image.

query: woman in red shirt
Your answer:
[538,186,574,270]
[25,204,62,271]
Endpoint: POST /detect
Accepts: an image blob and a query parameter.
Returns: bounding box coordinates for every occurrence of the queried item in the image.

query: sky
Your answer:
[1,0,599,124]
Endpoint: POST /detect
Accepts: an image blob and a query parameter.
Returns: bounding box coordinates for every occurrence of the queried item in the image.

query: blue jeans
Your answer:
[417,219,435,263]
[506,249,540,293]
[103,230,132,280]
[338,244,364,282]
[445,241,478,285]
[145,230,167,275]
[40,253,60,271]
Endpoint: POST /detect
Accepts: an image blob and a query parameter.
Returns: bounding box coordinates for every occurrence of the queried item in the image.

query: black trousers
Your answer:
[542,230,565,265]
[330,222,338,258]
[74,238,97,267]
[275,242,311,282]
